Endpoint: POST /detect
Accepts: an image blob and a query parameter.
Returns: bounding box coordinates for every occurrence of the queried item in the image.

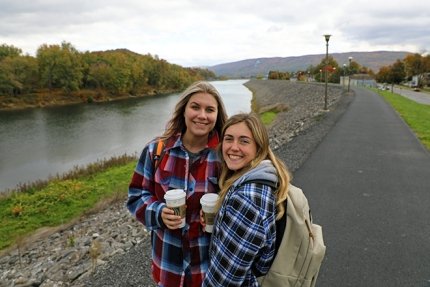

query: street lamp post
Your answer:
[323,34,331,110]
[347,56,353,92]
[343,63,347,88]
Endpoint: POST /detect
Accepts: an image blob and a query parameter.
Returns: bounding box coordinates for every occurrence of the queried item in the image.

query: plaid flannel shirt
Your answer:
[127,132,220,287]
[203,181,277,286]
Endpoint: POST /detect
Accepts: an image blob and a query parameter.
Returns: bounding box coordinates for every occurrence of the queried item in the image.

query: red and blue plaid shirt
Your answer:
[127,132,221,287]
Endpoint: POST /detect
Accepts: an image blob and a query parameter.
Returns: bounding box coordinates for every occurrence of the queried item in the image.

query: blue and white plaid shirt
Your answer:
[203,165,277,286]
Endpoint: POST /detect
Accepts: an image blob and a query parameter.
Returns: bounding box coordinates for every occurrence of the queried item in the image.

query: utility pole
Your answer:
[323,34,331,110]
[347,56,353,92]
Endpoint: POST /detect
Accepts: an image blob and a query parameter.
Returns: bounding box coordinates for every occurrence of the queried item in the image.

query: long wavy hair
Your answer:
[162,81,228,139]
[217,113,291,220]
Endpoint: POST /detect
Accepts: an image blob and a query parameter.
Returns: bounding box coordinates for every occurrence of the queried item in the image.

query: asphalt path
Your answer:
[292,87,430,287]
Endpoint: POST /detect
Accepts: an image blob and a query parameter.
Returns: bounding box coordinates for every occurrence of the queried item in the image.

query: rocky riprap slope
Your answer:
[0,203,150,287]
[245,80,343,150]
[0,80,351,287]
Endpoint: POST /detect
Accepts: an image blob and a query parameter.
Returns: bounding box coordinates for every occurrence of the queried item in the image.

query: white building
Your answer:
[341,74,377,88]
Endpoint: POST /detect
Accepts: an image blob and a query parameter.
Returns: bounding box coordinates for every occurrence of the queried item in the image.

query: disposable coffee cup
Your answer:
[200,193,219,233]
[164,189,186,228]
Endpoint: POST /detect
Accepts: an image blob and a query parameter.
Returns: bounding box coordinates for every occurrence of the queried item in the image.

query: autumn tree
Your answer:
[403,53,426,87]
[36,41,83,92]
[0,44,38,96]
[375,66,391,84]
[376,60,406,91]
[0,44,22,60]
[129,56,149,94]
[95,51,133,94]
[86,58,116,91]
[312,56,339,83]
[423,55,430,86]
[163,64,192,90]
[268,71,290,80]
[0,56,38,96]
[389,60,406,85]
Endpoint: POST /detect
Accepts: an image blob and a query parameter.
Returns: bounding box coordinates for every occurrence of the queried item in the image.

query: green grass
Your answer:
[373,88,430,150]
[0,159,136,251]
[260,111,278,125]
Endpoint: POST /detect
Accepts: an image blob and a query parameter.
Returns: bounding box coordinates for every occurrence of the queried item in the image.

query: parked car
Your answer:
[378,84,390,90]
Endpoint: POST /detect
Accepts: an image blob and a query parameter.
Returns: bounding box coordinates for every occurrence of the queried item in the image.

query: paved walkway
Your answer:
[292,87,430,286]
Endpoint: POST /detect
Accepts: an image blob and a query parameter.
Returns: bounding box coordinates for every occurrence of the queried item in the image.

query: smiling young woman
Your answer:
[127,81,228,287]
[203,112,291,286]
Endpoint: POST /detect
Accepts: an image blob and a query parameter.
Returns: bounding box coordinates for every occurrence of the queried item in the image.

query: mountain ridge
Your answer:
[208,51,412,78]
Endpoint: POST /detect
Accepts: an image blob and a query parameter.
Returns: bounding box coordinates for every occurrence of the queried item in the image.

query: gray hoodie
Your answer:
[231,159,278,189]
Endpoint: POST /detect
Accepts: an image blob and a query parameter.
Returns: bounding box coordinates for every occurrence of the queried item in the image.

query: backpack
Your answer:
[255,182,326,287]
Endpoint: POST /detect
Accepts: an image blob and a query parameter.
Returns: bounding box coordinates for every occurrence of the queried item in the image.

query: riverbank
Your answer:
[0,87,179,111]
[0,80,352,286]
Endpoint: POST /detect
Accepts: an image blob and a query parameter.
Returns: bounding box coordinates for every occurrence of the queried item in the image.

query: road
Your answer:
[392,86,430,105]
[292,87,430,286]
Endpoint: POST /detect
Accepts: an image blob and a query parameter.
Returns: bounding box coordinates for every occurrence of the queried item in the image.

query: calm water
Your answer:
[0,80,252,192]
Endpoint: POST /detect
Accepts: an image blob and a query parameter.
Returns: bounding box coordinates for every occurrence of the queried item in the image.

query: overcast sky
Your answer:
[0,0,429,67]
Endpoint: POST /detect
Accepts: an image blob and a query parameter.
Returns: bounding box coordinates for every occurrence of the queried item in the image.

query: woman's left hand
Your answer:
[161,207,183,230]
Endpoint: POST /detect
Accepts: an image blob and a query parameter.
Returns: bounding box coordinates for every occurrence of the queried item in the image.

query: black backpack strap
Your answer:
[242,179,286,258]
[153,139,165,171]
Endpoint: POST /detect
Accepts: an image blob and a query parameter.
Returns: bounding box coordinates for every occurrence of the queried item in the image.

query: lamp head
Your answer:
[324,34,331,42]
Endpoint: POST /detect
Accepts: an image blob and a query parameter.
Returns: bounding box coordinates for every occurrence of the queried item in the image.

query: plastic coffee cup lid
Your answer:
[165,189,186,201]
[200,193,219,205]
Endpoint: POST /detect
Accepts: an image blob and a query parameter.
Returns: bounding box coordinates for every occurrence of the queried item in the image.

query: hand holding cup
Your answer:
[200,193,219,233]
[164,189,187,229]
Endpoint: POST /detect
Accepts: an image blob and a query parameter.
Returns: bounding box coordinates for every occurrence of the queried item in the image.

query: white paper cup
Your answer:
[164,189,186,228]
[200,193,219,233]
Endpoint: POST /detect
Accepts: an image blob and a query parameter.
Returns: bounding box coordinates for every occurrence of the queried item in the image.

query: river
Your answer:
[0,80,252,192]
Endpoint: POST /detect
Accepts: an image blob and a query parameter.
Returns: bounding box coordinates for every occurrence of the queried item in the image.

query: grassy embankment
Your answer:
[250,95,287,125]
[373,88,430,150]
[0,155,137,251]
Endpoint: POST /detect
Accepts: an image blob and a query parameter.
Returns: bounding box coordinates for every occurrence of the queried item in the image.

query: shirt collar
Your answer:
[166,131,220,151]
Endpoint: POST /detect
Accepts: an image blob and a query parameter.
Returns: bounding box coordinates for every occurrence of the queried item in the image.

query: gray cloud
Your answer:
[0,0,428,66]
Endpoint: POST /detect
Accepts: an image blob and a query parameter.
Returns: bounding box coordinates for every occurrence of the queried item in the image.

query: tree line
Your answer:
[267,53,430,88]
[0,42,217,101]
[268,55,374,83]
[375,53,430,88]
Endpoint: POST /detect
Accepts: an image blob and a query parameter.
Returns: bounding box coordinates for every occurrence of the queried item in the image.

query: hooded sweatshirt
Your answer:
[203,160,278,287]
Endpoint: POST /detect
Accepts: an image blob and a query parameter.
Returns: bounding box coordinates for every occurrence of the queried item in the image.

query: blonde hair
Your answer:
[217,113,291,220]
[162,81,227,138]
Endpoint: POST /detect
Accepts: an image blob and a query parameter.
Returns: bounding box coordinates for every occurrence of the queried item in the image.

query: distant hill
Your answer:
[208,51,412,78]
